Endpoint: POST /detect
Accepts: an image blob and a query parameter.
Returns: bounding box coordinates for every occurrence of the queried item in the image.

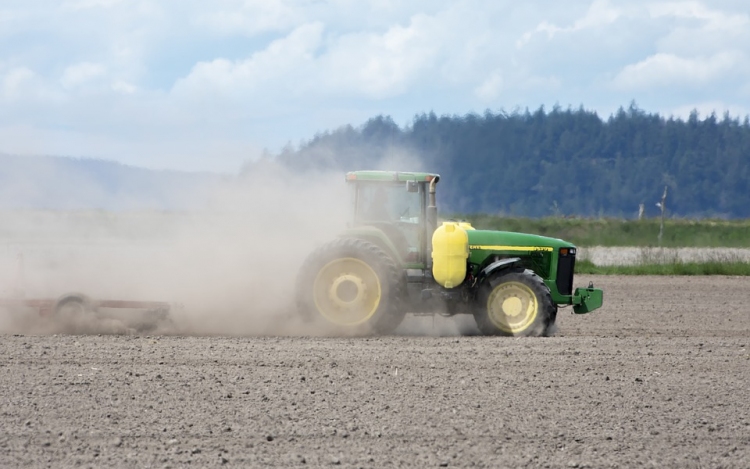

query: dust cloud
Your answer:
[0,160,350,336]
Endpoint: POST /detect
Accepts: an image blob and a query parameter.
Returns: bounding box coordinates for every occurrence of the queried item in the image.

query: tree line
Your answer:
[269,103,750,218]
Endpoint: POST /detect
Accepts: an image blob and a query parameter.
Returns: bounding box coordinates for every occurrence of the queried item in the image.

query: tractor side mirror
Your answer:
[406,180,419,193]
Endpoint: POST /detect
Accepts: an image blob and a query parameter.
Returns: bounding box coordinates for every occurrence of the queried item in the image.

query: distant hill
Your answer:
[0,154,222,210]
[6,103,750,218]
[273,104,750,218]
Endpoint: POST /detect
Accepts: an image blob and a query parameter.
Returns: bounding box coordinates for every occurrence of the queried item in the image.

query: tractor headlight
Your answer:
[559,247,576,256]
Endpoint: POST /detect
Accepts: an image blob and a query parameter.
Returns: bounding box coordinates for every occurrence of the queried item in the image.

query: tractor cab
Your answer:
[346,171,438,265]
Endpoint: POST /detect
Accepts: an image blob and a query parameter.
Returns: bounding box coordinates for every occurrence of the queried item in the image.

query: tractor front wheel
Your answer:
[473,269,555,337]
[296,238,405,335]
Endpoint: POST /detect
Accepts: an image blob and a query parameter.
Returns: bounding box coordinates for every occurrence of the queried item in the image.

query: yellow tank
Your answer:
[432,222,469,289]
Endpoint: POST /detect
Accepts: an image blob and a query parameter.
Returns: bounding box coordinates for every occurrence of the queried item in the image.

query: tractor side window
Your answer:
[355,183,423,262]
[356,183,421,223]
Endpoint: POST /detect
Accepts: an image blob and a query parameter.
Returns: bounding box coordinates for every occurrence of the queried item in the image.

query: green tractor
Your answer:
[296,170,603,336]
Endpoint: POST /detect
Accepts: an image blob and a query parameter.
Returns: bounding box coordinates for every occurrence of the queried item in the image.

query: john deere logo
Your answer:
[469,245,554,252]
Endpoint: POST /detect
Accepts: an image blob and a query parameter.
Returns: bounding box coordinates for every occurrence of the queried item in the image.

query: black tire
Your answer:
[473,268,555,337]
[296,238,406,334]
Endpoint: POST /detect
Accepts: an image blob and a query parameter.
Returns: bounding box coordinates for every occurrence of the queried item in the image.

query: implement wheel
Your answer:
[296,238,405,334]
[54,294,96,332]
[55,294,92,318]
[474,269,556,337]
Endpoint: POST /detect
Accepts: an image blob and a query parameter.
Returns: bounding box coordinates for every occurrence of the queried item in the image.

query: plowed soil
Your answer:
[2,275,749,468]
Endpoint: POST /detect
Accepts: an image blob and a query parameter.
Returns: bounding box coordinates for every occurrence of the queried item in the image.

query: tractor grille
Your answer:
[556,251,576,296]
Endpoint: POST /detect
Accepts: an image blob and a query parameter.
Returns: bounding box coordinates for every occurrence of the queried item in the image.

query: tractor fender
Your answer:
[477,257,523,283]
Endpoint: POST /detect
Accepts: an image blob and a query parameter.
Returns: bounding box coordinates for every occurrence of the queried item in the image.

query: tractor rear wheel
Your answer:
[296,238,405,334]
[473,268,555,337]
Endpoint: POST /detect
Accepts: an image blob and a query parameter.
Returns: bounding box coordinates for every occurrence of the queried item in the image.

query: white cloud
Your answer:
[613,51,744,89]
[648,1,746,26]
[111,80,137,94]
[62,0,127,10]
[61,62,107,89]
[196,0,302,35]
[2,67,35,95]
[1,67,59,102]
[320,13,443,98]
[0,8,24,25]
[474,71,504,101]
[517,0,622,48]
[174,11,446,101]
[648,2,750,55]
[171,22,324,99]
[521,74,563,92]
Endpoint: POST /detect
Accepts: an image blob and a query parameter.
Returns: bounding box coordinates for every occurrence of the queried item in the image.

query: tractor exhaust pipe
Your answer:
[426,176,439,273]
[427,176,438,234]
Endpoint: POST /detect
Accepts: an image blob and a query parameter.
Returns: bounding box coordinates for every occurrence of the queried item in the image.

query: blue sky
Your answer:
[1,0,749,172]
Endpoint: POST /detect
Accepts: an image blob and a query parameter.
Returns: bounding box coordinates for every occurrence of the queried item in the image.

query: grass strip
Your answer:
[575,259,750,276]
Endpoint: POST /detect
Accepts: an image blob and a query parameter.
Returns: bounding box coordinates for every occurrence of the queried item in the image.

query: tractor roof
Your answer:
[345,170,440,183]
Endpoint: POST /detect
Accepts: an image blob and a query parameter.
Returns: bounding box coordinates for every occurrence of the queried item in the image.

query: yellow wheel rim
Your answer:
[486,281,538,334]
[313,258,382,326]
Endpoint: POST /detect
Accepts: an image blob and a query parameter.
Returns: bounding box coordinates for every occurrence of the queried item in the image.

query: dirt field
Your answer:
[1,275,749,468]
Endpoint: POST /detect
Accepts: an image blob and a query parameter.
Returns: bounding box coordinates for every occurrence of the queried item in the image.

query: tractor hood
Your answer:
[466,229,574,258]
[465,229,578,298]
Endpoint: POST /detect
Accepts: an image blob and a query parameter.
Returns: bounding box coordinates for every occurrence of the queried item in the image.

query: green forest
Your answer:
[273,103,750,218]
